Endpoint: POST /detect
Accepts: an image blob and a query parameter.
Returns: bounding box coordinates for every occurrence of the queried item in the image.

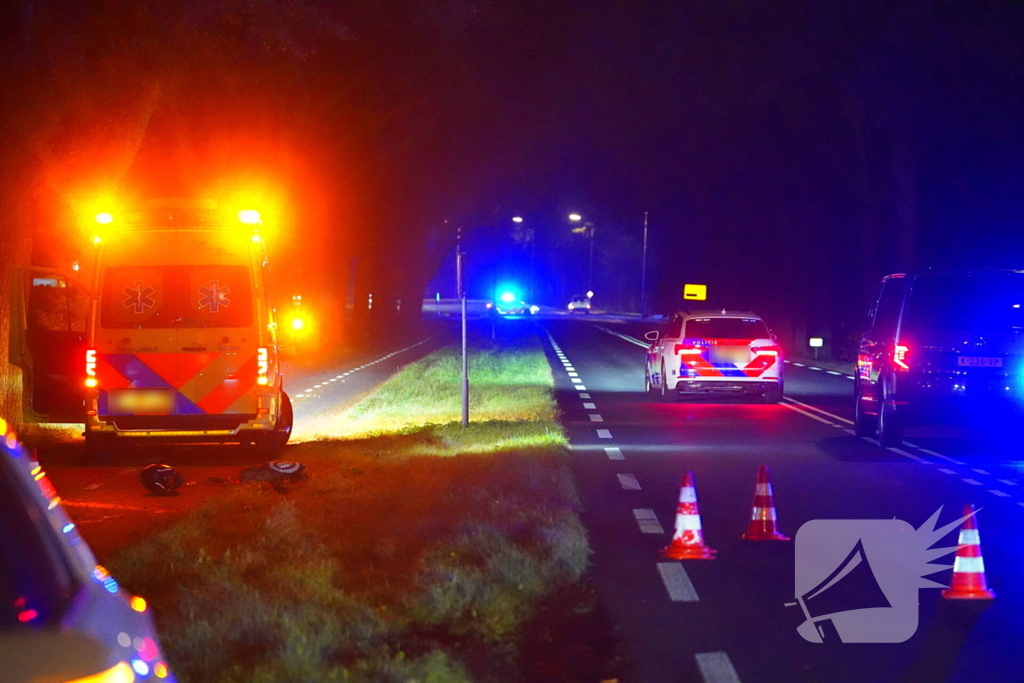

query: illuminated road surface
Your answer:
[545,318,1024,683]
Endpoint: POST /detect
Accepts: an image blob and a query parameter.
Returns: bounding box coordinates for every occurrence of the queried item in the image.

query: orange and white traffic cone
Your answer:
[942,504,995,600]
[661,471,716,560]
[741,465,790,541]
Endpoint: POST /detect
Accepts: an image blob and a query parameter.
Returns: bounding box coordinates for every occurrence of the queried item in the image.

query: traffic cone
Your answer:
[942,504,995,600]
[741,465,790,541]
[661,471,716,560]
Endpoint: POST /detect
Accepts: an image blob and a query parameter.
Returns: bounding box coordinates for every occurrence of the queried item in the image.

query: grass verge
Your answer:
[110,328,613,682]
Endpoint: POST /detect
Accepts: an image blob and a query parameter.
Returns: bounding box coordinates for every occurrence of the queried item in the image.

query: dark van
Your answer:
[855,269,1024,446]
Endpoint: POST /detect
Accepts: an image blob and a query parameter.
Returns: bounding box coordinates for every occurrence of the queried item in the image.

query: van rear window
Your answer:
[685,318,770,340]
[101,266,253,329]
[905,272,1024,332]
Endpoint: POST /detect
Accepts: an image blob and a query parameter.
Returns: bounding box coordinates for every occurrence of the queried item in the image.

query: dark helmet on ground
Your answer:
[140,463,183,493]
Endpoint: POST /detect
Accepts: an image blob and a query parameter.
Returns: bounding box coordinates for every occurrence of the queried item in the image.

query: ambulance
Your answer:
[11,200,292,458]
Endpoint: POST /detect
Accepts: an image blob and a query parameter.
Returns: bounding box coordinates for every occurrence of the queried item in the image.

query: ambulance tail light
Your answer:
[752,344,781,356]
[893,344,910,372]
[257,347,270,385]
[85,349,98,388]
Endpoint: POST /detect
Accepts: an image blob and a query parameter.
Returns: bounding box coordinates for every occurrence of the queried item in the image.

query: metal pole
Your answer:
[588,225,595,293]
[640,211,649,318]
[457,243,469,428]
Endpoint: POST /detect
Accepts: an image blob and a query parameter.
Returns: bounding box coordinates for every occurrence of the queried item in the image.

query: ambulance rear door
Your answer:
[9,268,93,423]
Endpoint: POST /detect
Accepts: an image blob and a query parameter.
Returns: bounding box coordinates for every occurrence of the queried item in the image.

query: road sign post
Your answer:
[458,245,469,428]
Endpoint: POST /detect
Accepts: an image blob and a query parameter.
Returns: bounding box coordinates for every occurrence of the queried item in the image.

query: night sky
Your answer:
[4,0,1024,346]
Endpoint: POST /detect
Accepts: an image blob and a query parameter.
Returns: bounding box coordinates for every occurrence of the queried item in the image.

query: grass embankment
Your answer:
[111,332,607,682]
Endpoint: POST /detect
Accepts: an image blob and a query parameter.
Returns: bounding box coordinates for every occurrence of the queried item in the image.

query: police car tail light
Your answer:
[893,344,910,371]
[752,344,781,356]
[85,349,98,388]
[257,347,270,385]
[674,344,702,355]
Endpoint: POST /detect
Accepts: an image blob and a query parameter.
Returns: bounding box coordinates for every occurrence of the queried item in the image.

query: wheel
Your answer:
[853,385,875,437]
[660,363,676,403]
[876,385,903,447]
[763,383,783,403]
[644,367,655,395]
[275,392,293,448]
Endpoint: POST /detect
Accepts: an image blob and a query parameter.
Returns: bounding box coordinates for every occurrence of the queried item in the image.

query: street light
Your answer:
[512,216,523,223]
[569,213,596,293]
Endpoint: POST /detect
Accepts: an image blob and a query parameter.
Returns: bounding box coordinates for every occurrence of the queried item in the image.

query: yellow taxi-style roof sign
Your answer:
[683,284,707,301]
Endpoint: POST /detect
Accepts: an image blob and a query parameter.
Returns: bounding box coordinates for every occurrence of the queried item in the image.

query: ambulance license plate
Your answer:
[957,356,1002,368]
[108,389,175,414]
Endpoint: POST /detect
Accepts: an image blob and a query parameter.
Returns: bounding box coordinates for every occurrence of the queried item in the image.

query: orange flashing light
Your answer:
[95,212,113,224]
[154,662,170,679]
[130,595,148,612]
[290,317,305,331]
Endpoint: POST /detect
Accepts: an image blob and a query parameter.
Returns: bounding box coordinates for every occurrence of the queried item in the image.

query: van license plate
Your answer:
[108,389,175,414]
[957,356,1002,368]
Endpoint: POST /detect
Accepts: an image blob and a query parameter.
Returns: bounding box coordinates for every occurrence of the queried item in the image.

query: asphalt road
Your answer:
[543,318,1024,683]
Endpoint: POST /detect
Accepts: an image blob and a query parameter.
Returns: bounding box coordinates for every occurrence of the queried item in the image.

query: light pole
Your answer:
[640,211,649,318]
[569,213,595,294]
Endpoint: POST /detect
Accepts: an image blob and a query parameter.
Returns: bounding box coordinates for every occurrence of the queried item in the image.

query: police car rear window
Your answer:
[101,266,253,329]
[685,318,770,339]
[905,272,1024,332]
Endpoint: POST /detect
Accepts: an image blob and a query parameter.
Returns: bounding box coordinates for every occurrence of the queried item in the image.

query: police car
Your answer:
[0,420,176,682]
[644,310,783,402]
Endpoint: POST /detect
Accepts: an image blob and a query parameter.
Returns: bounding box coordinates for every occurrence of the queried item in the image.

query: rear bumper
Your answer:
[674,379,780,394]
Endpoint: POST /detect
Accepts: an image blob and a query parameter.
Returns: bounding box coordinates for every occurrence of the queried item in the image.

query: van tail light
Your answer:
[257,347,270,386]
[751,344,781,356]
[85,349,98,388]
[893,344,910,371]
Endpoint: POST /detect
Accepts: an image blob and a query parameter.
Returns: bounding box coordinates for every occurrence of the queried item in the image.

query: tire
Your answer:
[660,363,676,403]
[644,367,655,395]
[763,383,783,404]
[876,385,903,447]
[275,392,293,448]
[853,385,875,437]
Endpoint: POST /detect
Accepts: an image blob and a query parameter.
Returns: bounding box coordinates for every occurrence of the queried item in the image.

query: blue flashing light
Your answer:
[62,523,76,534]
[103,577,119,594]
[499,291,517,303]
[132,659,150,676]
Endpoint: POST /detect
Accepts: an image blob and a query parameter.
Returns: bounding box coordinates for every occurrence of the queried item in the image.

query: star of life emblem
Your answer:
[122,281,156,314]
[198,281,231,313]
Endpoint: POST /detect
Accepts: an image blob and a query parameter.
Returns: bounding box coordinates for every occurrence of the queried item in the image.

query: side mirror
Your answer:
[644,330,659,341]
[770,332,778,341]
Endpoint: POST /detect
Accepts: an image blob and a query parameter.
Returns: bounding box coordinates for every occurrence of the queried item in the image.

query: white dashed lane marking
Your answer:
[890,448,929,464]
[605,447,625,461]
[617,473,641,490]
[583,402,597,409]
[589,414,604,423]
[597,429,612,439]
[939,468,957,475]
[1000,479,1018,486]
[657,562,700,602]
[634,509,665,534]
[962,479,983,486]
[989,490,1010,497]
[579,393,591,399]
[695,651,742,683]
